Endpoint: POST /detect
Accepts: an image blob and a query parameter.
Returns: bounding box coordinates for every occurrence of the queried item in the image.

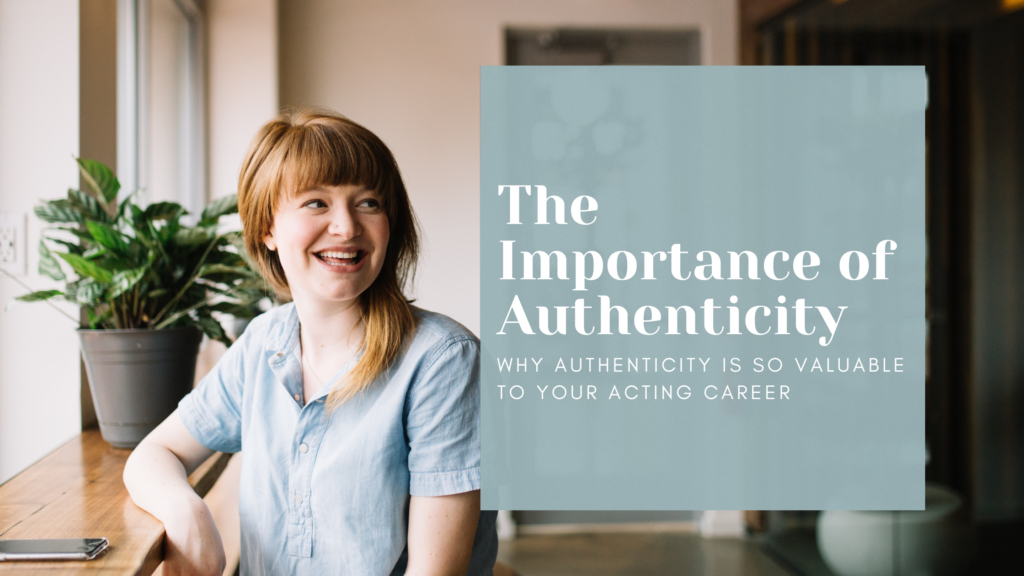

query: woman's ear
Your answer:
[264,229,277,252]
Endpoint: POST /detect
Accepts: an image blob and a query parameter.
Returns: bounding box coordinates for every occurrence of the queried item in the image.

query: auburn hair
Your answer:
[237,109,419,411]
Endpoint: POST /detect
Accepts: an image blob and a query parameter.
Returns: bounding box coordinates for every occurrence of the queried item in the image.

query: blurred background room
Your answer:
[0,0,1022,574]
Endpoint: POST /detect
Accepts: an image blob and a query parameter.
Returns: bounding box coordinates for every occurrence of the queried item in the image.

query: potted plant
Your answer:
[7,158,267,448]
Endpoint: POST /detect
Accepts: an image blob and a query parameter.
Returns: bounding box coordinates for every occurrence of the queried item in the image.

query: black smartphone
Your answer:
[0,538,108,561]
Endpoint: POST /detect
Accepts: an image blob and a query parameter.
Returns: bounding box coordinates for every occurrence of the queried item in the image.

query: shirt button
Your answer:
[294,394,301,402]
[299,443,309,453]
[295,494,303,504]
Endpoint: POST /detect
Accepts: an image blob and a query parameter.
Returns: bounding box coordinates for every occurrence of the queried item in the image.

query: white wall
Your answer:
[207,0,278,201]
[279,0,739,334]
[0,0,82,483]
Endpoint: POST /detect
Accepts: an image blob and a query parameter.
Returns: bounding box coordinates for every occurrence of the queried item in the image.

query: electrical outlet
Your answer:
[0,212,27,275]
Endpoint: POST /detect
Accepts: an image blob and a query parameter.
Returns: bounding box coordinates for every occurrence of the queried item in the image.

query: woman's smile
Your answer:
[265,183,390,305]
[312,247,367,271]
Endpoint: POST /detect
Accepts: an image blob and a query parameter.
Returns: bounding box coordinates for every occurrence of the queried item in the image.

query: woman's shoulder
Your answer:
[403,307,480,400]
[409,306,479,353]
[235,302,298,349]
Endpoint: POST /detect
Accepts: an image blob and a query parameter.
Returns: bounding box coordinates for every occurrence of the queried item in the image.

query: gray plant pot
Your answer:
[78,327,203,449]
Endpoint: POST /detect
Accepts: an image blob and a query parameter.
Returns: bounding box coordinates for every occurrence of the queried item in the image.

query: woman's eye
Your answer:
[304,199,327,209]
[359,198,381,209]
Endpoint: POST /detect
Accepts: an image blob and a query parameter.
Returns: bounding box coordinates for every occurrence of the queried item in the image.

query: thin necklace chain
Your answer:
[302,350,325,387]
[301,322,362,392]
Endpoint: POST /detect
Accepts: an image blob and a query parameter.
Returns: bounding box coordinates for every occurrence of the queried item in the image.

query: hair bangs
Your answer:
[277,120,396,207]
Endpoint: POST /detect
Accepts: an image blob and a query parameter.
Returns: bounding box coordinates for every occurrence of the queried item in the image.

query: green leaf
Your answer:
[82,245,106,259]
[224,232,246,250]
[146,221,170,261]
[132,225,155,252]
[34,200,84,224]
[129,204,145,228]
[57,252,113,283]
[75,279,105,304]
[152,219,174,244]
[38,241,65,281]
[108,265,148,299]
[204,249,247,267]
[76,158,120,204]
[193,282,234,295]
[45,238,85,256]
[86,306,113,329]
[64,227,100,245]
[67,188,111,223]
[86,221,129,256]
[143,201,186,222]
[199,195,238,226]
[62,279,82,302]
[174,227,213,246]
[14,289,63,302]
[115,189,141,223]
[198,263,257,278]
[195,310,231,346]
[208,301,257,319]
[236,277,272,292]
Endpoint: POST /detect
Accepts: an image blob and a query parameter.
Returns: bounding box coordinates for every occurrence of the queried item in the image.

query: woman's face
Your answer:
[264,184,390,308]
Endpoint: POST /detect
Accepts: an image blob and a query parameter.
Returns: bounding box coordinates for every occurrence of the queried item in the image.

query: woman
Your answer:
[123,109,497,575]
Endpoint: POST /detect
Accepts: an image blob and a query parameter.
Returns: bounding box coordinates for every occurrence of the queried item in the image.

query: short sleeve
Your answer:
[177,323,254,454]
[405,335,481,497]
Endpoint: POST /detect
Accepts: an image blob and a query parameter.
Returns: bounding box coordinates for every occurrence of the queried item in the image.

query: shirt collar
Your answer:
[265,302,300,357]
[264,302,367,401]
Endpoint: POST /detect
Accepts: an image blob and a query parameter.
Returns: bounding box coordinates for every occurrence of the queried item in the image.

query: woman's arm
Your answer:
[405,490,481,576]
[123,409,226,576]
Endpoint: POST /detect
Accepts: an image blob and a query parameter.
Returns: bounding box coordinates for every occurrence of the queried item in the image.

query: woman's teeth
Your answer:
[319,251,358,259]
[316,250,361,265]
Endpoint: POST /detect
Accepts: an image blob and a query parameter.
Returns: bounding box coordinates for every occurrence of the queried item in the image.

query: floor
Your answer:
[761,524,1024,576]
[496,532,792,576]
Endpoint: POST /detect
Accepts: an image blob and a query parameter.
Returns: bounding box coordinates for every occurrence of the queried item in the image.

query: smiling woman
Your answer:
[263,183,392,406]
[122,109,497,576]
[268,184,389,307]
[237,112,419,410]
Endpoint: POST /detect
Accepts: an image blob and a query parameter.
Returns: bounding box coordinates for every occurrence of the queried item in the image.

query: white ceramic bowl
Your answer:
[816,483,976,576]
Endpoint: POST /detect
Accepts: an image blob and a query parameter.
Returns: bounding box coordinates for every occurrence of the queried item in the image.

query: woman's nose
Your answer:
[328,206,361,238]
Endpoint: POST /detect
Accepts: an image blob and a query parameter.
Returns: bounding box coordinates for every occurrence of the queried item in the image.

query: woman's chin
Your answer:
[290,283,367,307]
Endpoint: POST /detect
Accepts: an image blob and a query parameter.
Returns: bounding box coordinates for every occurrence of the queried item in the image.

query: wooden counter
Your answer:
[0,431,231,575]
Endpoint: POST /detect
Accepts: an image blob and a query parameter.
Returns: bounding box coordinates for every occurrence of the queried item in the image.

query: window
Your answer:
[118,0,205,217]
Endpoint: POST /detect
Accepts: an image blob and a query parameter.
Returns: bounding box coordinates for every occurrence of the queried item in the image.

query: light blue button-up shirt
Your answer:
[178,303,497,575]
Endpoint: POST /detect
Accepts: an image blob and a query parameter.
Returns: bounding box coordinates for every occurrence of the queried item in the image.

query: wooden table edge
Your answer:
[0,431,233,575]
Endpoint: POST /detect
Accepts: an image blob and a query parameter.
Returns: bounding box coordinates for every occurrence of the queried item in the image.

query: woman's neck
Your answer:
[292,294,364,361]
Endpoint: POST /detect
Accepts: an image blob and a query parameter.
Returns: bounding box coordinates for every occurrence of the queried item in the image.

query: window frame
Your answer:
[117,0,206,214]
